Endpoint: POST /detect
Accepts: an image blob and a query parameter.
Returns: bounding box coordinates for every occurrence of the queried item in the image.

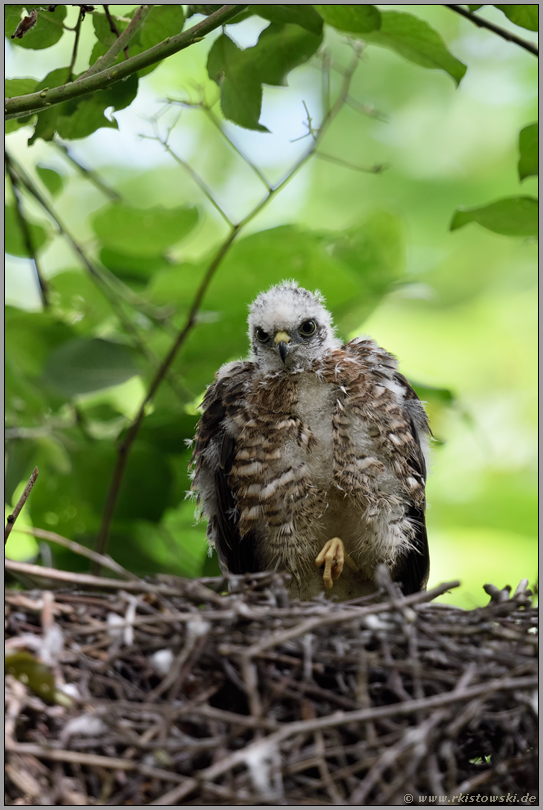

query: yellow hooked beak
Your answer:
[274,330,291,364]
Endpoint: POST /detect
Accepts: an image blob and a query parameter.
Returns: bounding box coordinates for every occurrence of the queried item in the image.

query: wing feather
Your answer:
[191,363,259,575]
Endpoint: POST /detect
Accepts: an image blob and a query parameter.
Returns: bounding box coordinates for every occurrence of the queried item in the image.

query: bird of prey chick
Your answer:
[191,281,430,601]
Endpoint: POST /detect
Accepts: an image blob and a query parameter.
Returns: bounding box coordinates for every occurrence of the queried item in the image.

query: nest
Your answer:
[5,569,538,806]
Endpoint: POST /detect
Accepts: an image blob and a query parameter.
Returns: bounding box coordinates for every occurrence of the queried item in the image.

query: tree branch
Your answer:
[5,153,49,307]
[5,5,248,121]
[77,4,153,80]
[5,468,39,544]
[445,5,538,57]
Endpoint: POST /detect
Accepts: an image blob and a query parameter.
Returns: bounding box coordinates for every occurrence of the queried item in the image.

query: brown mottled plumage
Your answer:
[190,282,430,601]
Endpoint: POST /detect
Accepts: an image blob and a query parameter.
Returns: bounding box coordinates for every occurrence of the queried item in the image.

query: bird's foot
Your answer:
[315,537,359,589]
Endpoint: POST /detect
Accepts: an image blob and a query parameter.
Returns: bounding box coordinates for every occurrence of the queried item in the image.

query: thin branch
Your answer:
[146,119,234,228]
[77,4,152,80]
[67,8,84,80]
[103,4,130,61]
[205,108,272,191]
[315,151,386,174]
[5,157,49,307]
[53,140,121,201]
[446,5,538,57]
[5,558,193,596]
[12,526,138,581]
[5,5,249,120]
[5,468,39,544]
[93,47,367,565]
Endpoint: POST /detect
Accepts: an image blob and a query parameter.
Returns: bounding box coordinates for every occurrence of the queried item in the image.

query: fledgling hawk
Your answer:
[190,281,430,600]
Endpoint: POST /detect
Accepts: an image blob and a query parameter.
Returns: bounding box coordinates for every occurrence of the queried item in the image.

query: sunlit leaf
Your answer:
[43,338,140,397]
[36,165,65,196]
[251,5,324,34]
[314,5,381,33]
[494,5,538,31]
[450,197,538,237]
[4,80,39,133]
[5,204,50,257]
[4,78,38,98]
[364,11,467,85]
[92,204,199,257]
[518,123,538,180]
[207,34,268,131]
[244,23,323,87]
[49,271,111,331]
[140,4,185,49]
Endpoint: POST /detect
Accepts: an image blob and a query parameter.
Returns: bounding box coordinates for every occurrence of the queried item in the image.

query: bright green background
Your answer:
[5,5,538,607]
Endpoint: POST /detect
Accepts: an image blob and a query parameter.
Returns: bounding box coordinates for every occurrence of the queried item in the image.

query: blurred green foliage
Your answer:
[5,4,538,607]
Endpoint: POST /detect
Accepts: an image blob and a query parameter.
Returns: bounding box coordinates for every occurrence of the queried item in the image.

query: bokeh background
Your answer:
[5,5,538,607]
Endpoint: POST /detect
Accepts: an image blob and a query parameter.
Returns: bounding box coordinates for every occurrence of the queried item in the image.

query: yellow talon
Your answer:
[315,537,359,589]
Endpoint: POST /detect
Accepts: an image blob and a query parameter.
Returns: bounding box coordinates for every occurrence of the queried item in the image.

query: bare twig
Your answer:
[446,5,538,57]
[5,154,48,306]
[67,8,84,80]
[103,4,130,60]
[5,558,189,596]
[11,526,138,581]
[77,4,152,80]
[53,140,121,200]
[5,467,39,544]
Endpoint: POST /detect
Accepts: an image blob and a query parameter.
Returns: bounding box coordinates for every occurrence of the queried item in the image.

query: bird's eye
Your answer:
[299,320,317,337]
[255,327,269,343]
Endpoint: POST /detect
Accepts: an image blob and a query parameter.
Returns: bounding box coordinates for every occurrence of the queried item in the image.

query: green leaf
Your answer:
[251,5,323,35]
[11,5,67,50]
[36,165,64,196]
[4,80,38,133]
[494,5,538,31]
[28,59,139,144]
[314,5,381,34]
[5,652,56,702]
[49,271,112,332]
[42,338,140,397]
[140,4,185,49]
[92,204,199,257]
[5,204,50,257]
[55,73,139,141]
[5,4,24,36]
[69,440,174,523]
[325,211,405,328]
[450,197,538,237]
[99,248,172,287]
[245,23,323,87]
[4,78,38,98]
[467,5,483,10]
[207,34,268,131]
[518,123,538,180]
[4,80,38,135]
[5,440,39,506]
[364,11,467,85]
